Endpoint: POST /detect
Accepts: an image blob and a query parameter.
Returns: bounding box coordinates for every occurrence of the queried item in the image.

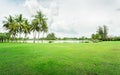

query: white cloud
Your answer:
[0,0,120,37]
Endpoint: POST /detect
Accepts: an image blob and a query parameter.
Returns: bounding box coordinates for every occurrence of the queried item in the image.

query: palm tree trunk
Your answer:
[33,31,36,43]
[13,35,15,43]
[23,34,27,43]
[42,32,44,43]
[38,32,40,43]
[19,33,21,43]
[15,35,17,43]
[11,35,14,43]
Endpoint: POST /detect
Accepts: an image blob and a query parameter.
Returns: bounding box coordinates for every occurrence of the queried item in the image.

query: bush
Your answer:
[92,40,99,43]
[48,40,53,43]
[84,41,89,43]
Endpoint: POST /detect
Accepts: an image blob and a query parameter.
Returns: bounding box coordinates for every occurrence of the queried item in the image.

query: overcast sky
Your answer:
[0,0,120,37]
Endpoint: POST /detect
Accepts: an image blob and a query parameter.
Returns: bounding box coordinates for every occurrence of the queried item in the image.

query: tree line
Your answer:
[0,11,120,43]
[91,25,108,41]
[1,10,48,43]
[91,25,120,42]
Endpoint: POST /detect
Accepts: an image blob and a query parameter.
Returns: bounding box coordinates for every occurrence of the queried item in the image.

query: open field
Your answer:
[0,42,120,75]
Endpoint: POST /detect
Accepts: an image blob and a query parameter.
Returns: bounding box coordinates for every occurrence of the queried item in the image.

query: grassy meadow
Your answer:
[0,42,120,75]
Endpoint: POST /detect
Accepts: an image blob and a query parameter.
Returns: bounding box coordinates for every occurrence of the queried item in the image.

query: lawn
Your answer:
[0,42,120,75]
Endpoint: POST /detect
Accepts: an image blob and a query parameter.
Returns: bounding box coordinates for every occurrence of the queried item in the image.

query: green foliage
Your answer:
[109,36,120,41]
[92,33,101,40]
[2,11,48,43]
[92,25,108,41]
[3,14,31,42]
[47,33,56,40]
[97,26,104,39]
[32,10,48,43]
[48,40,53,43]
[97,25,108,40]
[0,33,9,42]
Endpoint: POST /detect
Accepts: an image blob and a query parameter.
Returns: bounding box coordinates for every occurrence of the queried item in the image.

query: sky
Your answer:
[0,0,120,38]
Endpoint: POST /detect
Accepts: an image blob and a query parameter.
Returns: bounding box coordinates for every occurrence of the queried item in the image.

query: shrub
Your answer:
[48,40,53,43]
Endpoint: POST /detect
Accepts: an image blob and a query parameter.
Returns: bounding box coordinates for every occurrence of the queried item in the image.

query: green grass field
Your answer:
[0,42,120,75]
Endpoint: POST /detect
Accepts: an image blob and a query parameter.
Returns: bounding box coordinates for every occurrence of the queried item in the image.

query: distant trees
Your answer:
[97,25,108,40]
[91,33,101,40]
[110,36,120,41]
[2,10,48,43]
[46,33,56,40]
[1,12,119,43]
[92,25,108,41]
[103,25,108,40]
[0,33,9,42]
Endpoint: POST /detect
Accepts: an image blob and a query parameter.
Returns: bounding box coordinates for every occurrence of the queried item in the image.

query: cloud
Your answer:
[23,0,120,37]
[24,0,60,26]
[0,0,120,37]
[24,0,42,15]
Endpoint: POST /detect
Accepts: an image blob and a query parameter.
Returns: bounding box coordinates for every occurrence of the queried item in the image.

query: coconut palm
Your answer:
[3,15,12,42]
[34,11,43,42]
[2,11,48,43]
[41,19,48,43]
[22,19,30,43]
[15,14,24,42]
[34,10,48,43]
[31,19,39,43]
[3,15,19,42]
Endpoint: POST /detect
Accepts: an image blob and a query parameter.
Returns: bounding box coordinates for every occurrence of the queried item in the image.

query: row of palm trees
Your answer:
[3,11,48,43]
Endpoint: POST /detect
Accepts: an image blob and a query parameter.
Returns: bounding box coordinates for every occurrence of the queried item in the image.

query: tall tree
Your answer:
[103,25,108,40]
[3,15,12,42]
[22,19,30,42]
[15,14,24,42]
[93,25,108,41]
[41,18,48,43]
[34,11,48,43]
[3,15,19,42]
[2,11,48,43]
[97,26,104,40]
[31,19,39,43]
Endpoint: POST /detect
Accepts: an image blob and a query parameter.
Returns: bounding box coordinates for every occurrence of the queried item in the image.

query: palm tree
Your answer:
[2,11,48,43]
[22,19,30,43]
[34,11,48,43]
[15,14,24,42]
[41,19,48,43]
[34,11,43,43]
[31,19,39,43]
[3,15,19,42]
[3,15,12,42]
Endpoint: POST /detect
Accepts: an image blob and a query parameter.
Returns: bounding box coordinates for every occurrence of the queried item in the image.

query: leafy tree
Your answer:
[96,25,108,41]
[41,19,48,43]
[97,26,104,40]
[47,33,56,40]
[31,19,39,43]
[0,33,9,42]
[22,19,31,42]
[2,11,48,43]
[34,11,48,43]
[15,14,24,41]
[3,15,19,42]
[91,34,101,40]
[103,25,108,40]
